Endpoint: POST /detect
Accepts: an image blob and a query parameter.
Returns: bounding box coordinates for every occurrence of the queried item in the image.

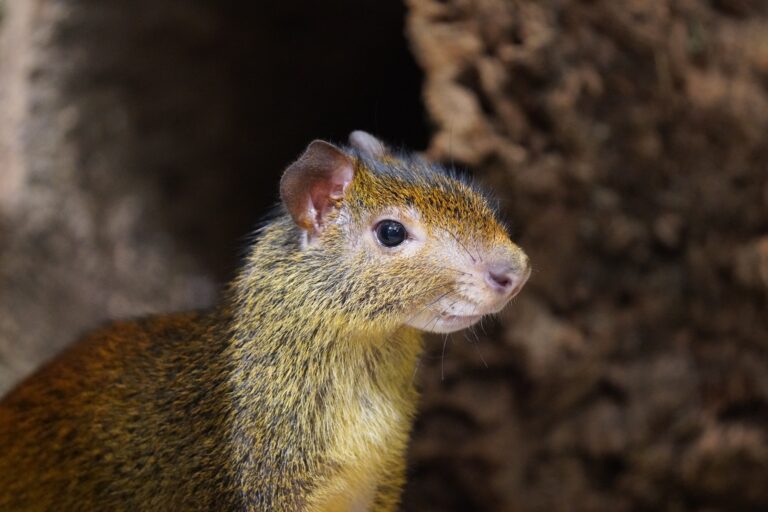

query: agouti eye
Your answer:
[375,220,407,247]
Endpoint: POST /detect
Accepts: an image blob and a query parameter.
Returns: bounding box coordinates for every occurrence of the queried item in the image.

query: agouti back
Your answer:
[0,131,530,511]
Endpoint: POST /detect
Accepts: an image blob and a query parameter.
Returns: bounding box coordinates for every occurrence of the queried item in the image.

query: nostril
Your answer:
[485,266,516,293]
[488,270,512,289]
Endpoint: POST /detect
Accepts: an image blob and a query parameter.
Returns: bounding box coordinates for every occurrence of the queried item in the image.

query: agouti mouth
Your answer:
[427,313,485,333]
[439,313,482,321]
[436,313,483,329]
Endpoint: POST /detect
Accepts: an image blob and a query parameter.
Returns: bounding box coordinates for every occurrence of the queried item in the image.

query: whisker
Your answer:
[466,327,488,368]
[470,325,481,344]
[430,265,472,277]
[471,236,484,265]
[385,283,453,312]
[436,295,463,381]
[379,281,459,325]
[441,334,449,381]
[404,289,456,323]
[437,226,480,264]
[412,355,422,384]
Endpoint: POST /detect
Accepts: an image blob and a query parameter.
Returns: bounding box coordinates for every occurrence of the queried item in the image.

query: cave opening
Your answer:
[64,0,429,281]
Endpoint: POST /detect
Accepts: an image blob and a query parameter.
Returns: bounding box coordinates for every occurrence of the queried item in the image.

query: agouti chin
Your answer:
[0,131,530,511]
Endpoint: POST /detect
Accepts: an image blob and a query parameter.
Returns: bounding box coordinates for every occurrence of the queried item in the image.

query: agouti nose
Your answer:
[484,263,526,296]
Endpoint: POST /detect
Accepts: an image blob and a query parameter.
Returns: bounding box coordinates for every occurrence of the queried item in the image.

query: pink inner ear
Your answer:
[309,163,353,228]
[329,165,353,199]
[280,140,355,236]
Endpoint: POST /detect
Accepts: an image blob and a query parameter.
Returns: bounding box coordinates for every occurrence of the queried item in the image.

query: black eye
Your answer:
[375,220,407,247]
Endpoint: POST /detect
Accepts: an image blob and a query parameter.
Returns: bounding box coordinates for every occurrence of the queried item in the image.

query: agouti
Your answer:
[0,131,530,511]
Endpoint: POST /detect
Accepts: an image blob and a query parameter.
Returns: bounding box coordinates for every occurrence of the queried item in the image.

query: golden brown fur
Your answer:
[0,133,528,511]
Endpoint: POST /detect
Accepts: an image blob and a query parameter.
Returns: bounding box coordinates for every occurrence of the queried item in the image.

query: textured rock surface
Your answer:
[0,0,217,391]
[404,0,768,510]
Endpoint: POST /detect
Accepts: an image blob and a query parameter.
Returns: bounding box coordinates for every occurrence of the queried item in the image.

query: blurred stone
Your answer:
[734,236,768,292]
[406,0,768,510]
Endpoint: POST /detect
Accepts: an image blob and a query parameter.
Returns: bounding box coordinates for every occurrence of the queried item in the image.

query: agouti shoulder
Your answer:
[0,131,530,511]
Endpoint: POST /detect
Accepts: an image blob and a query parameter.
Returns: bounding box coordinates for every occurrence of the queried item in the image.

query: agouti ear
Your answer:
[349,130,388,158]
[280,140,354,242]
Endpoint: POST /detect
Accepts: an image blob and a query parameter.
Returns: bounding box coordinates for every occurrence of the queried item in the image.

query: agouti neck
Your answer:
[221,213,423,450]
[216,216,423,506]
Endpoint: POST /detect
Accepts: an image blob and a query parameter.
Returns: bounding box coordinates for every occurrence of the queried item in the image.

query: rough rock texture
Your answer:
[0,0,218,392]
[404,1,768,511]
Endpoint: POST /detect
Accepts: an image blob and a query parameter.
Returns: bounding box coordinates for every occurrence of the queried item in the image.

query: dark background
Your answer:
[1,1,767,510]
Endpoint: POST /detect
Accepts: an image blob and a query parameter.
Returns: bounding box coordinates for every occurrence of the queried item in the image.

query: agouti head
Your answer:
[262,131,529,335]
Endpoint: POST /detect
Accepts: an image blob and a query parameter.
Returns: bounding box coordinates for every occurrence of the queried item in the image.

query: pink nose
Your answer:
[485,263,527,295]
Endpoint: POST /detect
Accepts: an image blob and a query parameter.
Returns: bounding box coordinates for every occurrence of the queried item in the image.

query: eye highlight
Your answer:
[375,220,407,247]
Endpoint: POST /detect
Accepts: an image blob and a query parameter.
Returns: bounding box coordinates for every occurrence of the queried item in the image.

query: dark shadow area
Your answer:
[66,0,428,282]
[218,0,430,277]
